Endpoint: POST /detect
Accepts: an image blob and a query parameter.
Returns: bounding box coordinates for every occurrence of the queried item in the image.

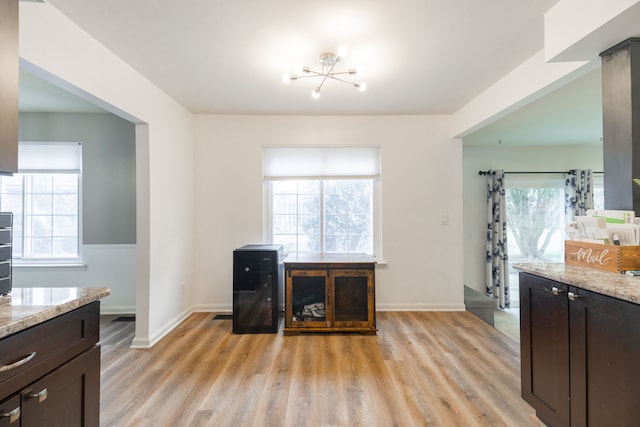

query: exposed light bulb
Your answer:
[312,88,321,99]
[293,62,303,73]
[356,82,367,92]
[282,73,291,84]
[337,45,348,58]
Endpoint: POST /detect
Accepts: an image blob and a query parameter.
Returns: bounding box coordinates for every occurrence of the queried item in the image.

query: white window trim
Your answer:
[2,141,84,266]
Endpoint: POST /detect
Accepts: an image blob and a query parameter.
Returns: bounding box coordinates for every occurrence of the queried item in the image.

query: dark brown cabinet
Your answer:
[0,0,19,175]
[0,302,101,426]
[520,272,640,426]
[284,255,376,334]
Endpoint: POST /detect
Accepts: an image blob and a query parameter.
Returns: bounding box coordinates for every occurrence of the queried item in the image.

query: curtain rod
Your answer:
[478,170,603,176]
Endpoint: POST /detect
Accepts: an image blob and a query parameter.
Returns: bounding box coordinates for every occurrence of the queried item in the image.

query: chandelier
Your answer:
[282,45,367,99]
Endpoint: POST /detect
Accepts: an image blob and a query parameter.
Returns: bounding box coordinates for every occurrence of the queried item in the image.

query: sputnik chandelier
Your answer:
[282,45,367,99]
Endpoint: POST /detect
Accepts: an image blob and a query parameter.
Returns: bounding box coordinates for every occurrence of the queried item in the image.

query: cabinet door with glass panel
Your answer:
[286,269,331,329]
[331,269,375,329]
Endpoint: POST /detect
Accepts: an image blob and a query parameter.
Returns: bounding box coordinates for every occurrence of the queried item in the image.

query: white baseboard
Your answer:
[100,305,136,315]
[130,306,192,349]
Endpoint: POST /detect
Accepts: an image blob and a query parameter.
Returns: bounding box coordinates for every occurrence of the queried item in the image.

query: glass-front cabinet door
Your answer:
[287,269,330,328]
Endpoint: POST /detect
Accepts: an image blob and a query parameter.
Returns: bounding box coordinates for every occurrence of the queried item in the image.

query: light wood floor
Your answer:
[99,312,543,427]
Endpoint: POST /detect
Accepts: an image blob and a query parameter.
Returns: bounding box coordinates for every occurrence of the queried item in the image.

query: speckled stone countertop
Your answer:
[514,263,640,305]
[0,287,110,339]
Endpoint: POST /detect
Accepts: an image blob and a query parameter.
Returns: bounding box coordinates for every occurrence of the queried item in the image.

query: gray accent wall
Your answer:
[18,112,136,244]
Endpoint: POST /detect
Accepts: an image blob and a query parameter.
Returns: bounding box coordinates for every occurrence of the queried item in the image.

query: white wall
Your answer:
[20,3,195,347]
[193,115,464,311]
[463,144,603,293]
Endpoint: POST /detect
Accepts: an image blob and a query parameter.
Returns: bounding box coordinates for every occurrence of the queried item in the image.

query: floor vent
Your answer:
[213,314,232,320]
[112,316,136,322]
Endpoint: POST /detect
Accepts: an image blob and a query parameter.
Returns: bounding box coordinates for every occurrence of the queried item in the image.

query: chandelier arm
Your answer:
[326,75,359,86]
[292,74,325,80]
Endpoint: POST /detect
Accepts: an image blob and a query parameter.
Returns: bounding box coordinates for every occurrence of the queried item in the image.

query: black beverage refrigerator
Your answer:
[232,244,283,333]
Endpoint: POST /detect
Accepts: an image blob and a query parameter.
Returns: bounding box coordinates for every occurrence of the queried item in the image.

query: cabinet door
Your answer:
[21,346,100,427]
[286,270,330,328]
[568,286,640,426]
[332,269,374,328]
[0,395,20,426]
[0,0,19,175]
[519,273,570,427]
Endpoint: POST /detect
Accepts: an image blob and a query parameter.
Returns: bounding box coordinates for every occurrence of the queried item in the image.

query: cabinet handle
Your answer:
[568,291,581,301]
[551,286,566,296]
[27,388,48,403]
[0,352,36,373]
[0,407,20,424]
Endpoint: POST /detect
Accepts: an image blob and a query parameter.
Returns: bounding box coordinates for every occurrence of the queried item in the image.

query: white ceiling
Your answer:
[39,0,559,115]
[19,0,609,146]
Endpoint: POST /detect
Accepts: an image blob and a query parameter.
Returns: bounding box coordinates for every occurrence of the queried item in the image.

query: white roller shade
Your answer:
[18,142,82,173]
[263,146,380,180]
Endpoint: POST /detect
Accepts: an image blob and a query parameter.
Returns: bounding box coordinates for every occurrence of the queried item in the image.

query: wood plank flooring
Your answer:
[99,312,543,427]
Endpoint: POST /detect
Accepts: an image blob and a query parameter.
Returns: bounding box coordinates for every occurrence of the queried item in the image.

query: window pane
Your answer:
[271,179,373,255]
[54,237,78,257]
[506,187,564,263]
[53,215,78,237]
[28,236,52,258]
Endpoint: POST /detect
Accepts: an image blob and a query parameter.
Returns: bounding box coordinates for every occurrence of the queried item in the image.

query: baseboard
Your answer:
[130,306,192,349]
[100,305,136,315]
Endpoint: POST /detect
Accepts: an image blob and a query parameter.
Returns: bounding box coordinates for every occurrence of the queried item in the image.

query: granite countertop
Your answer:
[0,287,110,339]
[514,262,640,305]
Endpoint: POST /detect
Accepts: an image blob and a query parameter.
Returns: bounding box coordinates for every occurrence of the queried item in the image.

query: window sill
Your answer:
[13,262,87,271]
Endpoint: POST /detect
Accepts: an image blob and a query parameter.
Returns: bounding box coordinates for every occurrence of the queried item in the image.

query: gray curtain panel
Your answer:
[486,170,510,309]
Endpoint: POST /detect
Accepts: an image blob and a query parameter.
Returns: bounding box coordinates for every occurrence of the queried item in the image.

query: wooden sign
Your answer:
[564,240,640,273]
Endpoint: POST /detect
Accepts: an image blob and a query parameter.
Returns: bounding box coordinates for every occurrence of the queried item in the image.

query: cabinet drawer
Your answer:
[0,302,99,402]
[0,230,9,245]
[0,214,11,229]
[0,261,9,278]
[0,246,9,262]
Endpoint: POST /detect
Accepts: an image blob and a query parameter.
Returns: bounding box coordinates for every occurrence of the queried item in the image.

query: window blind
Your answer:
[263,146,380,180]
[18,142,83,173]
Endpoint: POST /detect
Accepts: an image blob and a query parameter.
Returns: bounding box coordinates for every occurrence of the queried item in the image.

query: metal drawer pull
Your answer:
[28,388,48,403]
[568,292,581,301]
[551,286,565,296]
[0,406,20,424]
[0,352,36,373]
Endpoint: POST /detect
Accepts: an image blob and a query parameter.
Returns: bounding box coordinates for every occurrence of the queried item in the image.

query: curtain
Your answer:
[564,169,593,222]
[486,170,510,309]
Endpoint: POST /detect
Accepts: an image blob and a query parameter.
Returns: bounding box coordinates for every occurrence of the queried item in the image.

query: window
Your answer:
[263,146,381,257]
[505,172,604,265]
[0,142,82,261]
[270,179,373,254]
